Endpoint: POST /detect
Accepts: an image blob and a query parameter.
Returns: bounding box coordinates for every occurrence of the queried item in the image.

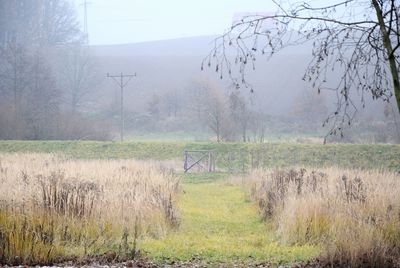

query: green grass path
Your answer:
[141,173,319,265]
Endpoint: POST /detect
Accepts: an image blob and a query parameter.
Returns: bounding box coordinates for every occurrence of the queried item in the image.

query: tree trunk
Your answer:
[372,0,400,113]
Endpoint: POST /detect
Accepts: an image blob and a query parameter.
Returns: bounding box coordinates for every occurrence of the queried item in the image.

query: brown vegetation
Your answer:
[241,168,400,267]
[0,154,180,265]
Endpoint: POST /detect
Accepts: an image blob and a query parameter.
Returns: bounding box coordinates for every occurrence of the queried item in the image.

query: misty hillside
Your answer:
[91,36,320,115]
[91,36,217,57]
[2,0,397,143]
[90,35,385,117]
[1,1,400,267]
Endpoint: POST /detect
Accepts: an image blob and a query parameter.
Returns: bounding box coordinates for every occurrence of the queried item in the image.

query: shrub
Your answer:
[0,154,180,265]
[243,168,400,267]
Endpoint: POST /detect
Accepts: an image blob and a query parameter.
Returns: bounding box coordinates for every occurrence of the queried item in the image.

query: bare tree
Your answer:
[0,0,80,47]
[187,79,210,122]
[250,111,267,143]
[147,93,161,120]
[23,48,60,139]
[162,89,181,117]
[228,90,253,142]
[291,89,328,125]
[0,41,31,137]
[194,80,234,142]
[56,44,99,113]
[0,0,81,139]
[37,0,81,45]
[204,0,400,139]
[383,101,400,142]
[207,89,227,142]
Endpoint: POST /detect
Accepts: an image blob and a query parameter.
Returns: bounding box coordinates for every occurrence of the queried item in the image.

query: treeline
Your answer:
[123,78,323,142]
[120,79,264,142]
[123,78,400,143]
[0,0,110,140]
[0,1,398,143]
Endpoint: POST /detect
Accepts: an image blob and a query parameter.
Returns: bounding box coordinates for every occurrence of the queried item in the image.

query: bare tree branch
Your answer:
[204,0,400,141]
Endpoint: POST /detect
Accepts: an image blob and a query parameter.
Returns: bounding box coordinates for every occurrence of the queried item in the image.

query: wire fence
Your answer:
[183,146,398,174]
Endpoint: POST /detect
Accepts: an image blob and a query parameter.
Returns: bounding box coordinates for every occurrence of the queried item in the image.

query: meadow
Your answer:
[0,140,399,170]
[0,141,400,266]
[0,154,179,265]
[240,168,400,267]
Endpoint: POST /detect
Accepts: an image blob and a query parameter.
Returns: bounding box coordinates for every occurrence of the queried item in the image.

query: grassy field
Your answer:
[0,154,180,265]
[0,140,399,170]
[0,141,399,266]
[0,154,319,266]
[241,168,400,267]
[141,173,319,266]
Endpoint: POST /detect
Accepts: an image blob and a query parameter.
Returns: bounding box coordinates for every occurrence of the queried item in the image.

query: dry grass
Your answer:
[241,168,400,267]
[0,153,180,265]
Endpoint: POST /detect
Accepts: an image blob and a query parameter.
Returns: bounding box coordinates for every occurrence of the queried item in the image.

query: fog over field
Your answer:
[92,35,314,115]
[1,1,399,142]
[86,35,399,142]
[1,1,400,267]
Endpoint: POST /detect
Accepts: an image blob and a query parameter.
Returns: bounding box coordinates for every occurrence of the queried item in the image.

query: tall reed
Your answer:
[0,153,180,265]
[242,168,400,267]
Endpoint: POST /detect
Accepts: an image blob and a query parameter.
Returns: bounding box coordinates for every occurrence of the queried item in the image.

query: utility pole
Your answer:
[107,73,136,141]
[81,0,91,44]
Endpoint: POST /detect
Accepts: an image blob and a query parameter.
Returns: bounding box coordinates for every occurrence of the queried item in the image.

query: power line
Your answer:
[107,72,137,142]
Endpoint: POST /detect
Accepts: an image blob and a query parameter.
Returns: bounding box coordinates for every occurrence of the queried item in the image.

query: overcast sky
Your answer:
[73,0,275,45]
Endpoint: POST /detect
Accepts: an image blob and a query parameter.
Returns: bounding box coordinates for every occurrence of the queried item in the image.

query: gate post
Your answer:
[208,151,213,172]
[184,150,188,172]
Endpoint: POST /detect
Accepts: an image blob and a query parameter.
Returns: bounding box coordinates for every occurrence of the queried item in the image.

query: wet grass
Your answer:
[0,141,398,265]
[0,154,180,265]
[0,140,398,170]
[141,173,320,265]
[242,168,400,267]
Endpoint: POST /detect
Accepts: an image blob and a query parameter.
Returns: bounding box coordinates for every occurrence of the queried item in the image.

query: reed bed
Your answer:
[0,153,180,265]
[241,168,400,267]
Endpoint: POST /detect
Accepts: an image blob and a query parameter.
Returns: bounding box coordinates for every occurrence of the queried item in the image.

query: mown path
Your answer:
[141,173,319,266]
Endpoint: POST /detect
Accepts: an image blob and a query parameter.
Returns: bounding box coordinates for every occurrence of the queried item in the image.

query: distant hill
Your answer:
[89,35,385,118]
[91,36,217,57]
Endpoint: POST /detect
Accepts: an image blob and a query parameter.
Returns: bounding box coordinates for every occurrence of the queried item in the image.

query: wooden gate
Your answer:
[184,150,215,173]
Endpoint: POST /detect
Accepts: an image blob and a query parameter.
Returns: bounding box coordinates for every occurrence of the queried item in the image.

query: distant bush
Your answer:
[56,113,113,141]
[0,102,114,140]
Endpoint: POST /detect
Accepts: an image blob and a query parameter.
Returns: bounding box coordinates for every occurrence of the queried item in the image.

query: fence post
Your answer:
[208,151,211,172]
[241,150,245,173]
[251,150,254,171]
[184,150,188,172]
[228,152,232,173]
[212,152,215,172]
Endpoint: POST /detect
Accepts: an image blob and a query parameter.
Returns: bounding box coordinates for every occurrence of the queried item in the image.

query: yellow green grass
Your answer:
[0,140,398,171]
[0,154,180,265]
[242,168,400,266]
[141,173,320,265]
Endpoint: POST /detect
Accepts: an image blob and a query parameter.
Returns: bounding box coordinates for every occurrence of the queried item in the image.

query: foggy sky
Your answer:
[73,0,275,45]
